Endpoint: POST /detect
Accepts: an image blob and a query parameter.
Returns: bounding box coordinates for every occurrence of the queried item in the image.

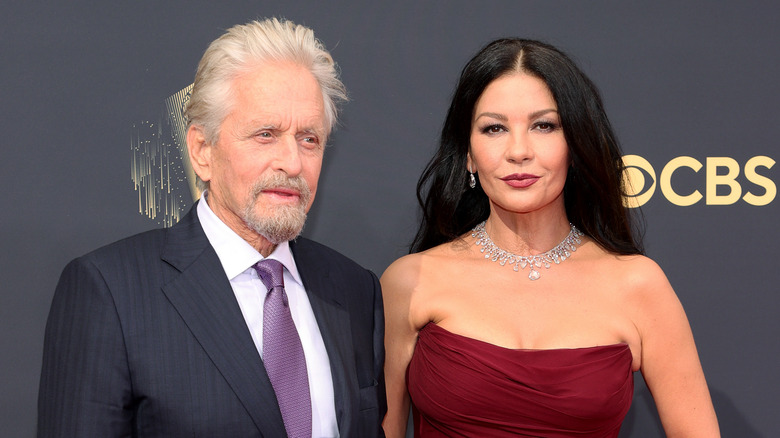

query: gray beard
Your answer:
[241,173,312,245]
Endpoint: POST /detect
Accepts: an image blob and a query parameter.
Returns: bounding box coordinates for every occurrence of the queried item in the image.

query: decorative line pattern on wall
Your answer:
[130,85,195,227]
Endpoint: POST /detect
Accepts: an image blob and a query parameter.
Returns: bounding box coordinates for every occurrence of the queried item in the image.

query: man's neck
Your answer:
[202,191,278,256]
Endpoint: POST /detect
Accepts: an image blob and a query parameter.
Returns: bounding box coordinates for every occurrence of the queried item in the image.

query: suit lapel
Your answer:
[290,239,358,434]
[160,206,286,436]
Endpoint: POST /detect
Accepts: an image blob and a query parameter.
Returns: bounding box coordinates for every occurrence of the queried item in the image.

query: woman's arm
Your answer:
[381,255,423,438]
[629,257,720,437]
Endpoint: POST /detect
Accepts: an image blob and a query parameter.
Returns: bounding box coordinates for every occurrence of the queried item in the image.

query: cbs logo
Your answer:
[622,155,776,207]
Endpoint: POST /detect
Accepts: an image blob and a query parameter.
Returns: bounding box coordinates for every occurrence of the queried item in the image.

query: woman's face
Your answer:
[468,73,569,216]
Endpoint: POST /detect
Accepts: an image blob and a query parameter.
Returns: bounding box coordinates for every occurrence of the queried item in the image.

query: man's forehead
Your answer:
[227,64,328,134]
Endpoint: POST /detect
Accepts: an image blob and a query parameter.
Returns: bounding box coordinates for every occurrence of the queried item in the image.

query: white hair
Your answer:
[186,18,347,190]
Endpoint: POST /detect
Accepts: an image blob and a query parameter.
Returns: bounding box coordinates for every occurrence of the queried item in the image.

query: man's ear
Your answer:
[187,125,212,185]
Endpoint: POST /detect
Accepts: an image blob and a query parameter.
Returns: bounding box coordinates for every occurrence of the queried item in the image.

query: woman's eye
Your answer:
[534,121,559,132]
[481,124,505,134]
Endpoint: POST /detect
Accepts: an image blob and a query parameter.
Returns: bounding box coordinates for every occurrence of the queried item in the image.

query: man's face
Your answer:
[192,61,327,247]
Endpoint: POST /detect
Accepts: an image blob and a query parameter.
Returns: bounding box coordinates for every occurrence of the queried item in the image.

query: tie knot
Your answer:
[253,259,285,291]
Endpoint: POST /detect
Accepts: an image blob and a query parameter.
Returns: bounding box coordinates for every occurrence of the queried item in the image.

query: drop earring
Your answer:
[468,165,476,189]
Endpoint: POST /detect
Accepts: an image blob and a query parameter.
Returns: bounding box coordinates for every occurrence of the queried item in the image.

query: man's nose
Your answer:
[273,135,303,176]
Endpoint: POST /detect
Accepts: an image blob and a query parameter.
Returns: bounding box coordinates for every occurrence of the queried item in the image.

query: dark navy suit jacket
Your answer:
[38,206,386,437]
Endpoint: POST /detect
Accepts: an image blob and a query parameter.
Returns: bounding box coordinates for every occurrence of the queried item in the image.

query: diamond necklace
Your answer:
[471,221,584,280]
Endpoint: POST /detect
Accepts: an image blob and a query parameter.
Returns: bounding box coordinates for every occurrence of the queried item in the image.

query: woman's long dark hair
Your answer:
[411,38,644,255]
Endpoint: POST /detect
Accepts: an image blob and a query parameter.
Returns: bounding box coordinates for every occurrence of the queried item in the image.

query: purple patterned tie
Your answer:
[254,259,312,438]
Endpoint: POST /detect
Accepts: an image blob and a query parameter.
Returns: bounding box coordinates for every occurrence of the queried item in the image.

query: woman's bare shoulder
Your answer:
[574,242,675,308]
[614,254,670,291]
[380,242,462,295]
[381,253,422,291]
[594,252,682,322]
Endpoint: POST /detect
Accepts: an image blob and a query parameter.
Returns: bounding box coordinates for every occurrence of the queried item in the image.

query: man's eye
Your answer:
[301,136,320,146]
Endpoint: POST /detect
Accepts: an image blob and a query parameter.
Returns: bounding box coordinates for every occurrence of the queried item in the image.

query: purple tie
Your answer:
[253,259,312,438]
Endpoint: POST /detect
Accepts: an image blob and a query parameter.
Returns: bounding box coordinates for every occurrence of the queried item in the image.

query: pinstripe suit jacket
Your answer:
[38,206,386,437]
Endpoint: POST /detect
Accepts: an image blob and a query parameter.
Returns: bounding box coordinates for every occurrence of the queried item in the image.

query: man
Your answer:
[38,18,386,438]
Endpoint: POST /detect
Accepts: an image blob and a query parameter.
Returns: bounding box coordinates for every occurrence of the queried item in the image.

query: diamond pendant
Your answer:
[528,269,541,281]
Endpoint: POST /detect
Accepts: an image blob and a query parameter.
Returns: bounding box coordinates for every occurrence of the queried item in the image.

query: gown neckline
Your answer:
[422,321,630,354]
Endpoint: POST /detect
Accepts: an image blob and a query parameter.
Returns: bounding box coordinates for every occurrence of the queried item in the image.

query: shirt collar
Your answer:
[196,192,304,286]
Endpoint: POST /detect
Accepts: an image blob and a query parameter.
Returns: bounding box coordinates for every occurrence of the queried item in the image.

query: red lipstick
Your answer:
[500,173,540,188]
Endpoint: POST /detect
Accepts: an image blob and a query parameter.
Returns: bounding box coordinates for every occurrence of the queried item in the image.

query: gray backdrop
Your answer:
[2,1,778,436]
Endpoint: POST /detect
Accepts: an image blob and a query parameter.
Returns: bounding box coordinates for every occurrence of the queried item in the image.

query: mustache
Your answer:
[249,172,311,204]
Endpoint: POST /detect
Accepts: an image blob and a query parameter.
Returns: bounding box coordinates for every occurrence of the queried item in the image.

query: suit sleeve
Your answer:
[38,257,133,438]
[371,270,388,434]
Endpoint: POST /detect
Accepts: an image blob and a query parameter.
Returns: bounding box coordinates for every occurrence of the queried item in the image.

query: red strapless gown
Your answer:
[407,323,633,437]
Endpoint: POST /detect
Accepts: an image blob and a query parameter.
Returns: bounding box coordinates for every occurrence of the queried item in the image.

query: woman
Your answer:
[382,39,719,437]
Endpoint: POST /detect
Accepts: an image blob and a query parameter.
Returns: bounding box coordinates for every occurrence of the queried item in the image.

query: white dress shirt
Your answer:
[197,194,339,437]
